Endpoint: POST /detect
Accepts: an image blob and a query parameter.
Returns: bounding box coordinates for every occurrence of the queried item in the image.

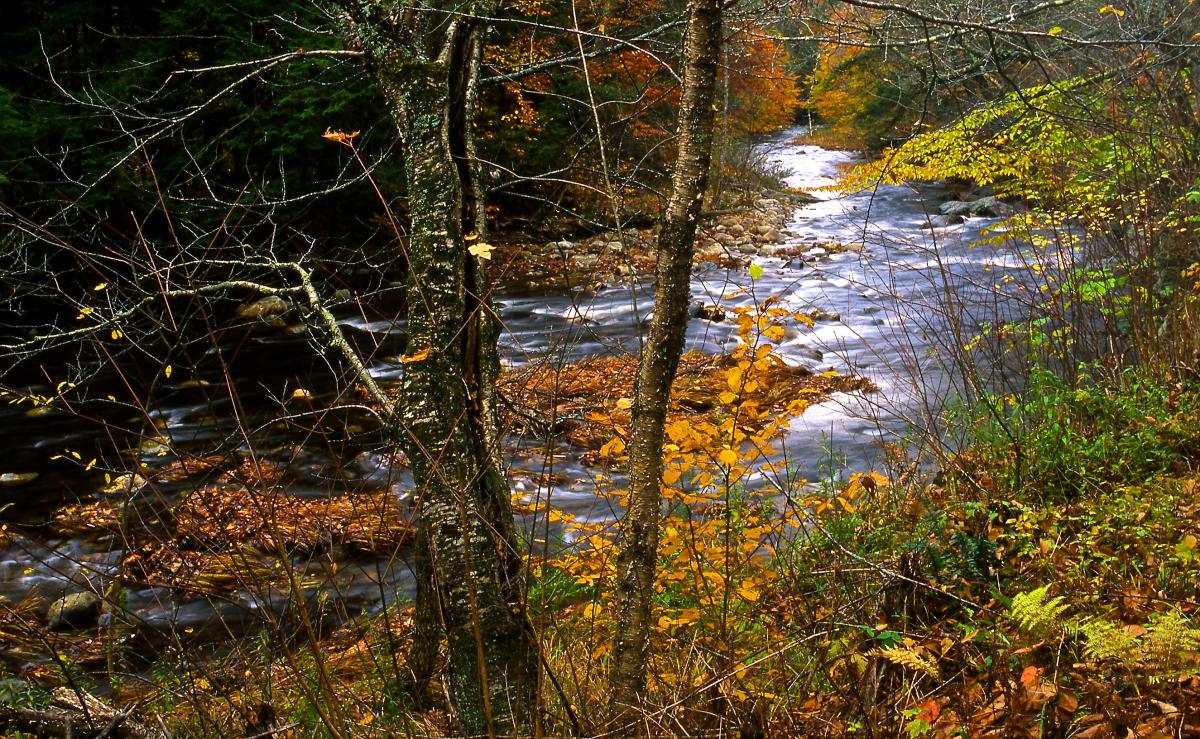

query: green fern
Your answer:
[1076,609,1200,681]
[1077,617,1139,664]
[1145,611,1200,680]
[1009,585,1070,636]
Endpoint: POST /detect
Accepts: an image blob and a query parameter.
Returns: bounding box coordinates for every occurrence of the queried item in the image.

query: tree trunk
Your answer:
[341,3,538,735]
[609,0,724,727]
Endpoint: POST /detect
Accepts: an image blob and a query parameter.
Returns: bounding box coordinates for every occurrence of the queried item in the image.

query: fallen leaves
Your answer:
[501,350,875,461]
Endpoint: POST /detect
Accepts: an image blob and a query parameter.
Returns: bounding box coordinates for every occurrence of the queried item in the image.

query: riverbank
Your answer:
[490,189,855,293]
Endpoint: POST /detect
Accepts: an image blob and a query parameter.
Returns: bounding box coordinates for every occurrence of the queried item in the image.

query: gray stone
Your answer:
[46,591,102,631]
[925,214,964,228]
[968,196,1002,217]
[939,196,1013,219]
[938,200,973,218]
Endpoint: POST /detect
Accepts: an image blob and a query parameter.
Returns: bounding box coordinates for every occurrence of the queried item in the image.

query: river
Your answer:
[0,127,1033,656]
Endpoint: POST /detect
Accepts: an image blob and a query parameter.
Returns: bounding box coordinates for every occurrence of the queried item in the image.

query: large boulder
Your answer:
[939,195,1016,219]
[967,196,1002,217]
[46,591,102,631]
[938,200,974,218]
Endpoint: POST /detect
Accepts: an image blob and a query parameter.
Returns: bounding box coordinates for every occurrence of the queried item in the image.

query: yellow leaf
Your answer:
[718,391,738,405]
[615,397,632,409]
[1048,25,1063,35]
[468,241,494,260]
[110,329,124,340]
[819,370,839,379]
[400,348,431,363]
[666,420,693,443]
[717,448,738,466]
[581,602,603,619]
[662,468,682,485]
[321,128,360,143]
[600,437,626,457]
[726,366,743,392]
[164,365,173,379]
[93,282,108,291]
[737,585,760,602]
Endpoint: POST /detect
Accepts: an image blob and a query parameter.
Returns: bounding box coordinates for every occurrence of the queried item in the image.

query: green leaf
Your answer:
[748,263,764,280]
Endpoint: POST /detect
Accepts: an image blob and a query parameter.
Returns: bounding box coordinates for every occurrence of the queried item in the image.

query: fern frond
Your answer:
[1009,585,1070,636]
[1078,617,1139,665]
[1145,610,1200,676]
[875,646,939,679]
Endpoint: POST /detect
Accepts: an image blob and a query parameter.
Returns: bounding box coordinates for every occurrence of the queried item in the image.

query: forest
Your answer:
[0,0,1198,736]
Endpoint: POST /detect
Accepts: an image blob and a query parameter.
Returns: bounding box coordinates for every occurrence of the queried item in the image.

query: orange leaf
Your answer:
[1020,665,1042,689]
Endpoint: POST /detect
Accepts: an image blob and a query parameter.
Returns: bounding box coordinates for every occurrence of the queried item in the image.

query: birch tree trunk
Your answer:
[609,0,725,726]
[339,3,537,735]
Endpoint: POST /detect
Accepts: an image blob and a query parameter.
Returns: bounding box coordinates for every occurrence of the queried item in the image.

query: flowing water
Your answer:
[0,128,1035,656]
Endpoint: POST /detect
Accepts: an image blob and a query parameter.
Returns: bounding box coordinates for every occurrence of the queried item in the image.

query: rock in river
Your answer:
[689,301,726,322]
[46,591,102,631]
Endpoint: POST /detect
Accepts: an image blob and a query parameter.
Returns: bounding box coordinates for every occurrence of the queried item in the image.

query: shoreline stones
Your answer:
[494,189,869,291]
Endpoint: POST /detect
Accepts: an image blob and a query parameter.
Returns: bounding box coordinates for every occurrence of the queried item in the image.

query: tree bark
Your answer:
[340,3,538,735]
[609,0,725,728]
